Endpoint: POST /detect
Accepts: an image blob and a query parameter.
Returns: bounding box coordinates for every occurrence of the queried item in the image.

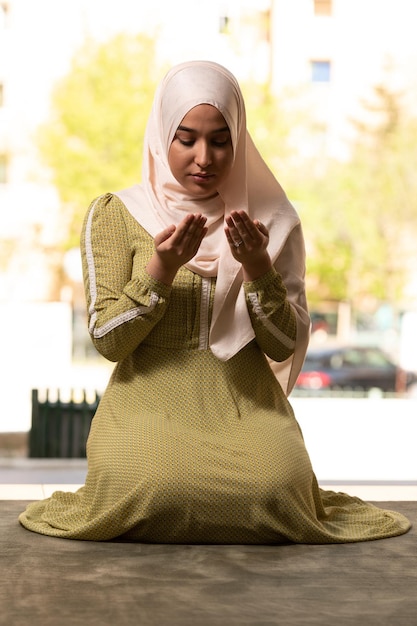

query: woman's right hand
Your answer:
[146,213,207,285]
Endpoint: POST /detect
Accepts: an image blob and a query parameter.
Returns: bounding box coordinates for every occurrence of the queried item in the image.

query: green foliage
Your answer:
[39,43,306,249]
[37,36,416,311]
[37,33,163,247]
[243,82,295,173]
[243,82,320,190]
[301,84,417,309]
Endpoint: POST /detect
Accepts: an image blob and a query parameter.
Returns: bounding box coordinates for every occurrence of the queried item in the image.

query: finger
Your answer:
[225,214,244,235]
[224,226,234,247]
[224,228,245,255]
[194,226,208,248]
[231,210,259,234]
[178,214,207,240]
[236,211,263,236]
[189,216,207,235]
[254,219,269,236]
[235,213,269,244]
[225,221,243,249]
[187,217,207,248]
[155,225,176,246]
[228,211,259,245]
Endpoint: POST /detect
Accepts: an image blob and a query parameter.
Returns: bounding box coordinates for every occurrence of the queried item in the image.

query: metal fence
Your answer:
[29,389,100,458]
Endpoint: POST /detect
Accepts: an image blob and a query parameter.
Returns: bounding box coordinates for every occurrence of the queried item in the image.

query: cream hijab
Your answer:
[116,60,309,392]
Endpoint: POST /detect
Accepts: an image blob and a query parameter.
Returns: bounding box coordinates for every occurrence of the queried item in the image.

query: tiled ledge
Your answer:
[1,482,416,501]
[0,458,88,469]
[1,458,416,500]
[0,484,84,500]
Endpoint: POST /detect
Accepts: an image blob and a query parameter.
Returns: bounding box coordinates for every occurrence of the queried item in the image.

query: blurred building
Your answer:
[270,0,417,158]
[0,0,416,310]
[1,0,417,431]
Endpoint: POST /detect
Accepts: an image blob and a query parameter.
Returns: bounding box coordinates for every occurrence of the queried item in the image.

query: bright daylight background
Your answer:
[0,0,416,483]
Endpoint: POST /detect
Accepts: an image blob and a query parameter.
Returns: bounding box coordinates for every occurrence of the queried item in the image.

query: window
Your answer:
[219,15,230,34]
[314,0,332,16]
[311,60,331,83]
[0,154,8,184]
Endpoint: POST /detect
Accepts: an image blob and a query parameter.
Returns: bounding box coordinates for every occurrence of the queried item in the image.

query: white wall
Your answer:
[0,302,73,432]
[293,397,417,482]
[270,0,417,157]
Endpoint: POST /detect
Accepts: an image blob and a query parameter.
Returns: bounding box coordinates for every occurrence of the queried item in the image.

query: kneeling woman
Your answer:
[19,61,411,544]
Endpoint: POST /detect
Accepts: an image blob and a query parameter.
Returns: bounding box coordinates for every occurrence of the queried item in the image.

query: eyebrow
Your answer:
[177,125,230,134]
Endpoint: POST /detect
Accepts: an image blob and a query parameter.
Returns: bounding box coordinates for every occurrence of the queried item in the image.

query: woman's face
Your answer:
[168,104,233,197]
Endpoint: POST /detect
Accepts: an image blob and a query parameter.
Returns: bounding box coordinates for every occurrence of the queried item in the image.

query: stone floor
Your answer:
[2,499,416,626]
[2,442,416,626]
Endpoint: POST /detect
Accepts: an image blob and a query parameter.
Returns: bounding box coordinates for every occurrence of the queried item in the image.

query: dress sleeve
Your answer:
[243,268,297,362]
[244,223,311,395]
[81,193,172,362]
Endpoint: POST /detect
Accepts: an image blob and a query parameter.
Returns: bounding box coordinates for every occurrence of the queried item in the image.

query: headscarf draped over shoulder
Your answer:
[116,60,310,394]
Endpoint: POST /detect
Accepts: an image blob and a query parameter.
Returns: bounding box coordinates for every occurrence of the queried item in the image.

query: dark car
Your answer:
[295,345,417,394]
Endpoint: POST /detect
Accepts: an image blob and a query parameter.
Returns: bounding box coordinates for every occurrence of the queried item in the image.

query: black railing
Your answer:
[29,389,100,458]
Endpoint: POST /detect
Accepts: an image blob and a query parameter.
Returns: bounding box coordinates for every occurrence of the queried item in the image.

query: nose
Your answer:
[194,140,212,168]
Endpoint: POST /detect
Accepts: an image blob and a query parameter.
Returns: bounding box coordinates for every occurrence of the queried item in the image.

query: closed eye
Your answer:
[175,136,230,148]
[212,139,230,147]
[177,138,194,146]
[175,125,231,148]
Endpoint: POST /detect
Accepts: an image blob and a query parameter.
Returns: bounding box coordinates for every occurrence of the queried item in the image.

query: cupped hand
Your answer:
[147,213,208,284]
[155,212,208,263]
[225,210,271,280]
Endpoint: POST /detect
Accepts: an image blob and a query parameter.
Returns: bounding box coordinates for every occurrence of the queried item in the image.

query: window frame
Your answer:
[310,59,331,83]
[313,0,332,16]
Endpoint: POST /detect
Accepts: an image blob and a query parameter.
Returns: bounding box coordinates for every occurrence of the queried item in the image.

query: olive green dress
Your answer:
[19,195,411,543]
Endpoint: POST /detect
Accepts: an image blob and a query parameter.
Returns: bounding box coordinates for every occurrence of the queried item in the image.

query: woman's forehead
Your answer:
[179,104,229,130]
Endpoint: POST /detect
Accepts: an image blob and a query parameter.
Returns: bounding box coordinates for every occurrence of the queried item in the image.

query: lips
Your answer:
[191,173,214,181]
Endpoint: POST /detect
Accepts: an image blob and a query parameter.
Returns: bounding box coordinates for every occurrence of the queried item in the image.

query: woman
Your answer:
[19,61,410,543]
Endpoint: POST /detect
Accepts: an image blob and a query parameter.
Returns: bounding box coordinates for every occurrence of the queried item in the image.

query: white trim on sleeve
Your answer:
[247,292,295,350]
[84,197,160,339]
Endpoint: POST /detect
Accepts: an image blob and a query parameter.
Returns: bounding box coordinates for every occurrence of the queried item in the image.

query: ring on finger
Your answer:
[233,240,244,248]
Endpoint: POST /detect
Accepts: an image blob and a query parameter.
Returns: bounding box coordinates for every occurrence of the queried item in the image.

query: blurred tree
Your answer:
[37,33,163,248]
[38,37,310,249]
[243,82,320,191]
[38,34,416,317]
[301,85,417,311]
[243,83,295,176]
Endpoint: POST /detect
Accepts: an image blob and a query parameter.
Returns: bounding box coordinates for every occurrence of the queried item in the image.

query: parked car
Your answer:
[295,345,417,394]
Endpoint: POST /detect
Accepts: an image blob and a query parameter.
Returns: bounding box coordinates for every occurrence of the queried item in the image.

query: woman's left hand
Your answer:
[225,210,272,280]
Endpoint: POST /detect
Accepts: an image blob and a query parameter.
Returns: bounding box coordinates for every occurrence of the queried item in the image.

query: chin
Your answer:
[187,185,218,198]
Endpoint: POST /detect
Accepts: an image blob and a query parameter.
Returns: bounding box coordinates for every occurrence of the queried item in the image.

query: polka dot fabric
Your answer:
[19,195,411,543]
